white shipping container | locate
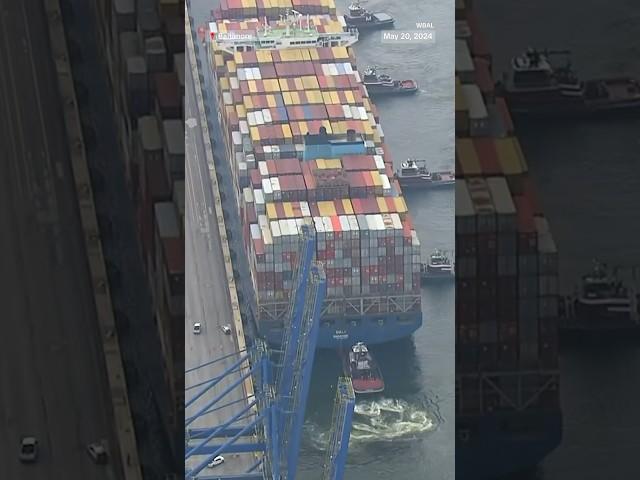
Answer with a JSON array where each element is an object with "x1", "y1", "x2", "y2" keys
[
  {"x1": 258, "y1": 161, "x2": 269, "y2": 176},
  {"x1": 262, "y1": 178, "x2": 273, "y2": 195},
  {"x1": 250, "y1": 223, "x2": 261, "y2": 240},
  {"x1": 262, "y1": 109, "x2": 273, "y2": 123}
]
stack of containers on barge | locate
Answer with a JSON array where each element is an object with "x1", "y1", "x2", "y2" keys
[
  {"x1": 455, "y1": 0, "x2": 561, "y2": 478},
  {"x1": 206, "y1": 2, "x2": 423, "y2": 348},
  {"x1": 93, "y1": 0, "x2": 186, "y2": 442}
]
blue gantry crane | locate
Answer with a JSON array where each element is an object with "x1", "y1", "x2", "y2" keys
[{"x1": 185, "y1": 225, "x2": 355, "y2": 480}]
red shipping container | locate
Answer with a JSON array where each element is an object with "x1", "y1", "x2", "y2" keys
[{"x1": 473, "y1": 138, "x2": 502, "y2": 176}]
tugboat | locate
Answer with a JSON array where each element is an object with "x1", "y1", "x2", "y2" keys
[
  {"x1": 574, "y1": 261, "x2": 637, "y2": 319},
  {"x1": 344, "y1": 1, "x2": 394, "y2": 31},
  {"x1": 559, "y1": 261, "x2": 640, "y2": 339},
  {"x1": 496, "y1": 48, "x2": 640, "y2": 117},
  {"x1": 420, "y1": 250, "x2": 455, "y2": 282},
  {"x1": 343, "y1": 342, "x2": 385, "y2": 394},
  {"x1": 395, "y1": 159, "x2": 455, "y2": 190},
  {"x1": 361, "y1": 66, "x2": 418, "y2": 97}
]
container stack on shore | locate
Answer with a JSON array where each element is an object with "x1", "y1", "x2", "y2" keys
[
  {"x1": 455, "y1": 0, "x2": 561, "y2": 475},
  {"x1": 208, "y1": 5, "x2": 423, "y2": 346},
  {"x1": 93, "y1": 0, "x2": 185, "y2": 439}
]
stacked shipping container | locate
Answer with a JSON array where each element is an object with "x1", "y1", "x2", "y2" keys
[
  {"x1": 93, "y1": 0, "x2": 185, "y2": 439},
  {"x1": 455, "y1": 0, "x2": 561, "y2": 476},
  {"x1": 209, "y1": 11, "x2": 422, "y2": 345}
]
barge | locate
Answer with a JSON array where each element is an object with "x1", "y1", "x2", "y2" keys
[{"x1": 207, "y1": 6, "x2": 423, "y2": 348}]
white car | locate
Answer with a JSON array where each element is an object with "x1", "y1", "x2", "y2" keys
[
  {"x1": 19, "y1": 436, "x2": 38, "y2": 463},
  {"x1": 193, "y1": 322, "x2": 202, "y2": 334},
  {"x1": 87, "y1": 442, "x2": 108, "y2": 464},
  {"x1": 221, "y1": 324, "x2": 232, "y2": 335},
  {"x1": 207, "y1": 455, "x2": 225, "y2": 468}
]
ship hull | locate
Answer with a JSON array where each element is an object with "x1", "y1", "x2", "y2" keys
[
  {"x1": 366, "y1": 84, "x2": 418, "y2": 96},
  {"x1": 345, "y1": 19, "x2": 395, "y2": 30},
  {"x1": 397, "y1": 179, "x2": 455, "y2": 189},
  {"x1": 260, "y1": 311, "x2": 422, "y2": 348},
  {"x1": 456, "y1": 410, "x2": 562, "y2": 480}
]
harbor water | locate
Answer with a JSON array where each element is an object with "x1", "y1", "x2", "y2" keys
[{"x1": 478, "y1": 1, "x2": 640, "y2": 479}]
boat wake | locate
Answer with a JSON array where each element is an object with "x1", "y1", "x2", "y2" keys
[
  {"x1": 305, "y1": 397, "x2": 436, "y2": 450},
  {"x1": 351, "y1": 398, "x2": 435, "y2": 441}
]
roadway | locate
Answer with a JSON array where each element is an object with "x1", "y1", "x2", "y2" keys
[
  {"x1": 185, "y1": 42, "x2": 259, "y2": 476},
  {"x1": 0, "y1": 1, "x2": 120, "y2": 479}
]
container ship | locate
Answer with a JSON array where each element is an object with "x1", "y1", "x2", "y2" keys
[
  {"x1": 455, "y1": 0, "x2": 562, "y2": 478},
  {"x1": 206, "y1": 1, "x2": 423, "y2": 348}
]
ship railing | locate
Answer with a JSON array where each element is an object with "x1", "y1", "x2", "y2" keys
[
  {"x1": 456, "y1": 369, "x2": 560, "y2": 415},
  {"x1": 258, "y1": 293, "x2": 422, "y2": 322}
]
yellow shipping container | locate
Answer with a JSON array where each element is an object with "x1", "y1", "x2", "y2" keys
[
  {"x1": 279, "y1": 78, "x2": 290, "y2": 92},
  {"x1": 256, "y1": 50, "x2": 271, "y2": 64},
  {"x1": 283, "y1": 202, "x2": 294, "y2": 218},
  {"x1": 290, "y1": 91, "x2": 301, "y2": 105},
  {"x1": 326, "y1": 159, "x2": 341, "y2": 169},
  {"x1": 394, "y1": 197, "x2": 408, "y2": 214},
  {"x1": 264, "y1": 79, "x2": 280, "y2": 92},
  {"x1": 331, "y1": 46, "x2": 349, "y2": 59},
  {"x1": 247, "y1": 80, "x2": 258, "y2": 94},
  {"x1": 370, "y1": 171, "x2": 383, "y2": 187},
  {"x1": 250, "y1": 126, "x2": 260, "y2": 142},
  {"x1": 329, "y1": 91, "x2": 340, "y2": 104},
  {"x1": 309, "y1": 49, "x2": 320, "y2": 61},
  {"x1": 340, "y1": 199, "x2": 354, "y2": 214},
  {"x1": 243, "y1": 96, "x2": 254, "y2": 110},
  {"x1": 494, "y1": 138, "x2": 519, "y2": 176},
  {"x1": 236, "y1": 104, "x2": 247, "y2": 118},
  {"x1": 456, "y1": 138, "x2": 482, "y2": 176},
  {"x1": 362, "y1": 121, "x2": 374, "y2": 136},
  {"x1": 293, "y1": 78, "x2": 304, "y2": 91},
  {"x1": 214, "y1": 54, "x2": 225, "y2": 68},
  {"x1": 226, "y1": 60, "x2": 237, "y2": 73},
  {"x1": 344, "y1": 90, "x2": 355, "y2": 104},
  {"x1": 233, "y1": 52, "x2": 243, "y2": 65},
  {"x1": 266, "y1": 95, "x2": 277, "y2": 108},
  {"x1": 302, "y1": 76, "x2": 319, "y2": 90},
  {"x1": 376, "y1": 197, "x2": 389, "y2": 213},
  {"x1": 219, "y1": 77, "x2": 230, "y2": 91},
  {"x1": 266, "y1": 203, "x2": 278, "y2": 219},
  {"x1": 281, "y1": 124, "x2": 293, "y2": 139},
  {"x1": 306, "y1": 90, "x2": 323, "y2": 103},
  {"x1": 318, "y1": 201, "x2": 336, "y2": 217}
]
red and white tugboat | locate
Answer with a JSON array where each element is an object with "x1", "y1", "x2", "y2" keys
[
  {"x1": 343, "y1": 342, "x2": 385, "y2": 394},
  {"x1": 395, "y1": 159, "x2": 455, "y2": 190}
]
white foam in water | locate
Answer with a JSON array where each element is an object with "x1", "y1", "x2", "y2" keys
[{"x1": 305, "y1": 397, "x2": 436, "y2": 450}]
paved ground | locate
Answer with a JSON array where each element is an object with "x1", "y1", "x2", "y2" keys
[
  {"x1": 0, "y1": 1, "x2": 120, "y2": 479},
  {"x1": 185, "y1": 44, "x2": 259, "y2": 476}
]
